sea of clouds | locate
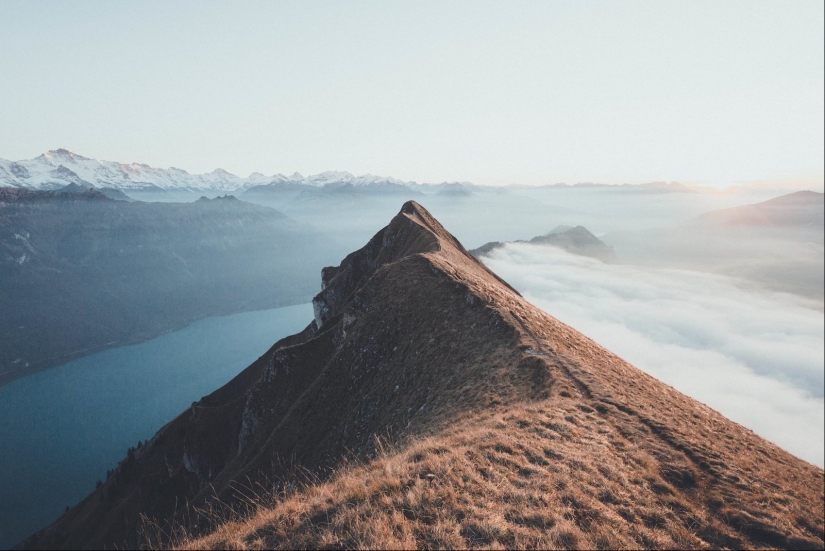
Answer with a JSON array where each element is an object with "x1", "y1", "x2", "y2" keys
[{"x1": 483, "y1": 242, "x2": 824, "y2": 467}]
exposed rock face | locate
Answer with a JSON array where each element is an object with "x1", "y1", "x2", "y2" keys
[{"x1": 20, "y1": 201, "x2": 824, "y2": 550}]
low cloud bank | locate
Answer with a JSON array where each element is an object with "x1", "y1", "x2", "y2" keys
[{"x1": 483, "y1": 243, "x2": 824, "y2": 467}]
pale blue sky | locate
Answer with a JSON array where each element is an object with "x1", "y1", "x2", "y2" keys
[{"x1": 1, "y1": 1, "x2": 822, "y2": 186}]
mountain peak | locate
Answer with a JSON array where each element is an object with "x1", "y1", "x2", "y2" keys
[
  {"x1": 41, "y1": 148, "x2": 88, "y2": 161},
  {"x1": 313, "y1": 201, "x2": 518, "y2": 328},
  {"x1": 209, "y1": 168, "x2": 235, "y2": 176}
]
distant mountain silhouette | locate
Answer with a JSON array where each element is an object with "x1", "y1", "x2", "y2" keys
[
  {"x1": 604, "y1": 190, "x2": 824, "y2": 302},
  {"x1": 435, "y1": 182, "x2": 473, "y2": 196},
  {"x1": 57, "y1": 182, "x2": 134, "y2": 201},
  {"x1": 471, "y1": 225, "x2": 617, "y2": 263},
  {"x1": 693, "y1": 190, "x2": 824, "y2": 230},
  {"x1": 20, "y1": 202, "x2": 823, "y2": 550},
  {"x1": 0, "y1": 189, "x2": 338, "y2": 386}
]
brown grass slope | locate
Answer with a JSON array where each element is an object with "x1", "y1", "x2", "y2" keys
[{"x1": 21, "y1": 201, "x2": 824, "y2": 550}]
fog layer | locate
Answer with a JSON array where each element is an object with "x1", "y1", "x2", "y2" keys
[{"x1": 483, "y1": 243, "x2": 824, "y2": 467}]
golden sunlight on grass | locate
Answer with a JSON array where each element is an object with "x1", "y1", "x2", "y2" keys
[{"x1": 156, "y1": 400, "x2": 821, "y2": 550}]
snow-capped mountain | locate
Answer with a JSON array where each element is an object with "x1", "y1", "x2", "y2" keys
[
  {"x1": 262, "y1": 170, "x2": 417, "y2": 189},
  {"x1": 0, "y1": 149, "x2": 246, "y2": 192},
  {"x1": 0, "y1": 150, "x2": 417, "y2": 193}
]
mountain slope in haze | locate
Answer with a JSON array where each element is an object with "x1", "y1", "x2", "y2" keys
[
  {"x1": 0, "y1": 189, "x2": 338, "y2": 386},
  {"x1": 693, "y1": 190, "x2": 824, "y2": 230},
  {"x1": 244, "y1": 174, "x2": 418, "y2": 199},
  {"x1": 20, "y1": 202, "x2": 823, "y2": 550},
  {"x1": 56, "y1": 182, "x2": 134, "y2": 201},
  {"x1": 243, "y1": 183, "x2": 578, "y2": 263},
  {"x1": 530, "y1": 181, "x2": 699, "y2": 194},
  {"x1": 604, "y1": 190, "x2": 825, "y2": 302},
  {"x1": 471, "y1": 225, "x2": 617, "y2": 263}
]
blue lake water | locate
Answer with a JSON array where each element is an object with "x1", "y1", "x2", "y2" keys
[{"x1": 0, "y1": 303, "x2": 312, "y2": 549}]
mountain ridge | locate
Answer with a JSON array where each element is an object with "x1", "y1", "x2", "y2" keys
[
  {"x1": 18, "y1": 201, "x2": 824, "y2": 550},
  {"x1": 0, "y1": 150, "x2": 419, "y2": 193},
  {"x1": 2, "y1": 150, "x2": 749, "y2": 196}
]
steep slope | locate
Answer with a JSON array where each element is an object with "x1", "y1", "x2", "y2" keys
[
  {"x1": 20, "y1": 202, "x2": 824, "y2": 550},
  {"x1": 0, "y1": 191, "x2": 338, "y2": 385}
]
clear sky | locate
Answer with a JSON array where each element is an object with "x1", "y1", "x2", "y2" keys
[{"x1": 1, "y1": 1, "x2": 822, "y2": 186}]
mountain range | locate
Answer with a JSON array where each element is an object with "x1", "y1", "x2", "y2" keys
[
  {"x1": 20, "y1": 202, "x2": 823, "y2": 550},
  {"x1": 0, "y1": 149, "x2": 429, "y2": 194},
  {"x1": 1, "y1": 149, "x2": 709, "y2": 197}
]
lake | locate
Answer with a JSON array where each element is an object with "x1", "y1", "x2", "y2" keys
[{"x1": 0, "y1": 303, "x2": 313, "y2": 549}]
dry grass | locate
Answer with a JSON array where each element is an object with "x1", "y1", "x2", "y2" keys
[{"x1": 161, "y1": 400, "x2": 822, "y2": 550}]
